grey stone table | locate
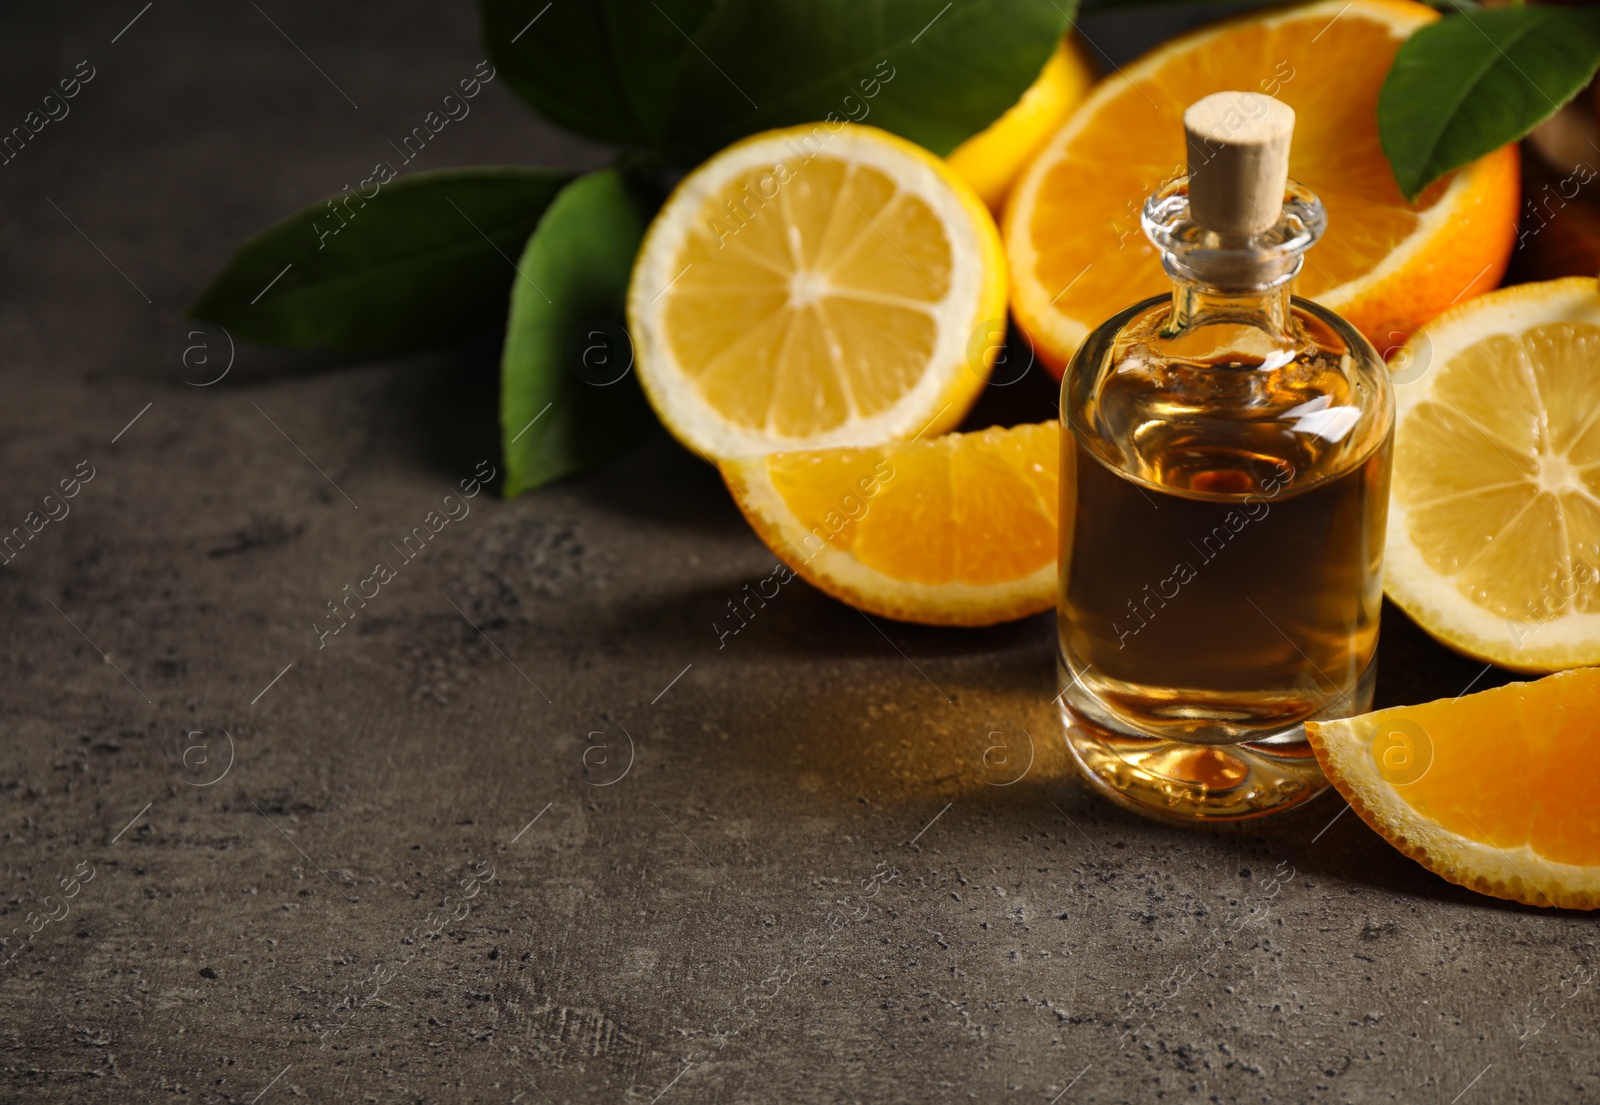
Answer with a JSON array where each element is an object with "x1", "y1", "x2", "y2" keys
[{"x1": 2, "y1": 3, "x2": 1592, "y2": 1103}]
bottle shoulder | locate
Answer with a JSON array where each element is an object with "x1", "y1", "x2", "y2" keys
[{"x1": 1062, "y1": 293, "x2": 1393, "y2": 499}]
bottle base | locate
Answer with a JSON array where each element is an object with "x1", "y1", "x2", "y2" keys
[{"x1": 1057, "y1": 658, "x2": 1369, "y2": 823}]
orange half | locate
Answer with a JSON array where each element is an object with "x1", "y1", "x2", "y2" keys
[{"x1": 1004, "y1": 0, "x2": 1519, "y2": 373}]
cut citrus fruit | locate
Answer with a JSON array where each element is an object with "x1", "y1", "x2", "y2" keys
[
  {"x1": 1384, "y1": 277, "x2": 1600, "y2": 672},
  {"x1": 1004, "y1": 0, "x2": 1519, "y2": 373},
  {"x1": 1308, "y1": 667, "x2": 1600, "y2": 910},
  {"x1": 947, "y1": 34, "x2": 1097, "y2": 216},
  {"x1": 628, "y1": 123, "x2": 1006, "y2": 461},
  {"x1": 720, "y1": 422, "x2": 1059, "y2": 626}
]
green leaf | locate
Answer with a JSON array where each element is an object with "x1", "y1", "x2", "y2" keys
[
  {"x1": 658, "y1": 0, "x2": 1075, "y2": 165},
  {"x1": 1077, "y1": 0, "x2": 1263, "y2": 6},
  {"x1": 1380, "y1": 5, "x2": 1600, "y2": 201},
  {"x1": 191, "y1": 167, "x2": 572, "y2": 355},
  {"x1": 500, "y1": 168, "x2": 657, "y2": 497},
  {"x1": 480, "y1": 0, "x2": 724, "y2": 147}
]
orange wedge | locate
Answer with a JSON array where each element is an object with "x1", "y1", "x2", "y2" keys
[
  {"x1": 720, "y1": 422, "x2": 1059, "y2": 626},
  {"x1": 1308, "y1": 667, "x2": 1600, "y2": 910},
  {"x1": 1004, "y1": 0, "x2": 1519, "y2": 373}
]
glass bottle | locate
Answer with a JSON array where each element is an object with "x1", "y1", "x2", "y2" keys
[{"x1": 1057, "y1": 92, "x2": 1394, "y2": 822}]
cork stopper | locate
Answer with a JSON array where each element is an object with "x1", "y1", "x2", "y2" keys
[{"x1": 1184, "y1": 92, "x2": 1294, "y2": 238}]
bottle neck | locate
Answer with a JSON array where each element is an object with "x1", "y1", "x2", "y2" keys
[
  {"x1": 1141, "y1": 174, "x2": 1324, "y2": 346},
  {"x1": 1167, "y1": 275, "x2": 1294, "y2": 340}
]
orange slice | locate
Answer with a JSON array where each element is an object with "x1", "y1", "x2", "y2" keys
[
  {"x1": 1004, "y1": 0, "x2": 1519, "y2": 373},
  {"x1": 628, "y1": 124, "x2": 1006, "y2": 461},
  {"x1": 1308, "y1": 667, "x2": 1600, "y2": 910},
  {"x1": 720, "y1": 422, "x2": 1059, "y2": 626},
  {"x1": 947, "y1": 33, "x2": 1097, "y2": 216},
  {"x1": 1384, "y1": 278, "x2": 1600, "y2": 672}
]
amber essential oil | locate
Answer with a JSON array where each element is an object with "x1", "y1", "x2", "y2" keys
[{"x1": 1057, "y1": 92, "x2": 1394, "y2": 821}]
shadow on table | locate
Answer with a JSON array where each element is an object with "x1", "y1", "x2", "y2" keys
[
  {"x1": 187, "y1": 333, "x2": 511, "y2": 482},
  {"x1": 578, "y1": 432, "x2": 748, "y2": 534},
  {"x1": 601, "y1": 560, "x2": 1056, "y2": 665},
  {"x1": 640, "y1": 590, "x2": 1551, "y2": 915}
]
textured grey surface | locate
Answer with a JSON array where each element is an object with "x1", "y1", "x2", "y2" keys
[{"x1": 1, "y1": 3, "x2": 1595, "y2": 1104}]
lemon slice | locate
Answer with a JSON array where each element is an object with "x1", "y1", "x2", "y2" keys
[
  {"x1": 1385, "y1": 276, "x2": 1600, "y2": 671},
  {"x1": 720, "y1": 422, "x2": 1059, "y2": 626},
  {"x1": 628, "y1": 123, "x2": 1006, "y2": 461}
]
